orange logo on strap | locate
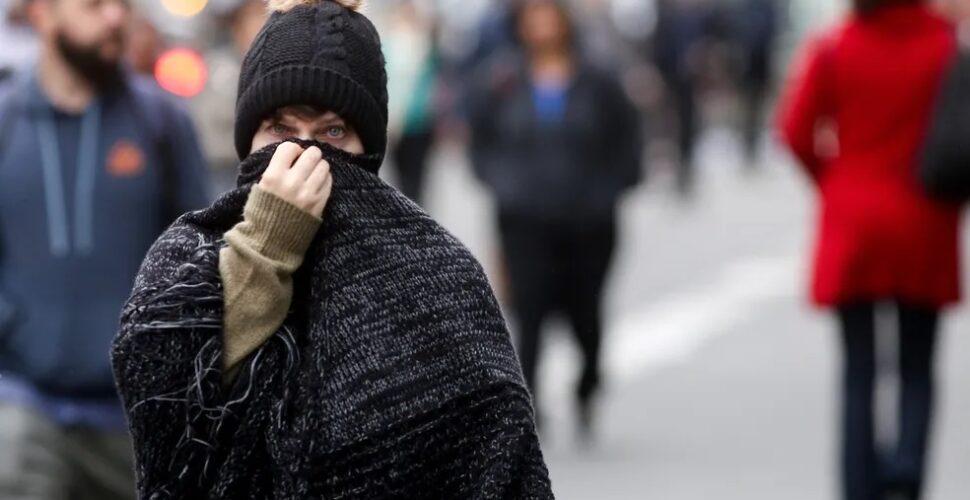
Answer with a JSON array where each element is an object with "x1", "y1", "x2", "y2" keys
[{"x1": 107, "y1": 141, "x2": 145, "y2": 177}]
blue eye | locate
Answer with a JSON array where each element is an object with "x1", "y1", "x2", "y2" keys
[
  {"x1": 325, "y1": 126, "x2": 346, "y2": 139},
  {"x1": 270, "y1": 124, "x2": 289, "y2": 136}
]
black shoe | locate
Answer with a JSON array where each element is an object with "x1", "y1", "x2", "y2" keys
[
  {"x1": 880, "y1": 458, "x2": 921, "y2": 500},
  {"x1": 576, "y1": 397, "x2": 595, "y2": 448}
]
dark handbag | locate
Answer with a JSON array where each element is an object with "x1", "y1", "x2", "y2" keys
[{"x1": 920, "y1": 49, "x2": 970, "y2": 202}]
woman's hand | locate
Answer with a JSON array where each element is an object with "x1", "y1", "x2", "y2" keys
[{"x1": 258, "y1": 142, "x2": 334, "y2": 218}]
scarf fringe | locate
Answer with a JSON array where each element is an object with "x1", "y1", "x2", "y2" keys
[{"x1": 123, "y1": 239, "x2": 299, "y2": 496}]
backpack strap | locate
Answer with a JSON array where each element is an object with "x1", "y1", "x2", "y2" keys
[
  {"x1": 0, "y1": 77, "x2": 28, "y2": 165},
  {"x1": 0, "y1": 78, "x2": 27, "y2": 339}
]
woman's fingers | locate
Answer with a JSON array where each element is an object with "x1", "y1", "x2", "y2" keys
[
  {"x1": 264, "y1": 142, "x2": 304, "y2": 181},
  {"x1": 290, "y1": 146, "x2": 323, "y2": 182},
  {"x1": 259, "y1": 142, "x2": 334, "y2": 217},
  {"x1": 305, "y1": 159, "x2": 332, "y2": 194}
]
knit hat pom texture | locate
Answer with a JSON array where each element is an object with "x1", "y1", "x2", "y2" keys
[{"x1": 267, "y1": 0, "x2": 364, "y2": 13}]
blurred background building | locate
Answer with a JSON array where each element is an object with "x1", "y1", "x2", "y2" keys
[{"x1": 2, "y1": 0, "x2": 970, "y2": 499}]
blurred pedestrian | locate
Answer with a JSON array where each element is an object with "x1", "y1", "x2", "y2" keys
[
  {"x1": 777, "y1": 1, "x2": 959, "y2": 499},
  {"x1": 732, "y1": 0, "x2": 778, "y2": 166},
  {"x1": 463, "y1": 0, "x2": 519, "y2": 74},
  {"x1": 653, "y1": 0, "x2": 715, "y2": 196},
  {"x1": 193, "y1": 0, "x2": 268, "y2": 195},
  {"x1": 384, "y1": 0, "x2": 440, "y2": 205},
  {"x1": 468, "y1": 0, "x2": 642, "y2": 439},
  {"x1": 0, "y1": 0, "x2": 210, "y2": 496}
]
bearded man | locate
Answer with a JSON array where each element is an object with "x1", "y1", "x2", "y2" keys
[{"x1": 0, "y1": 0, "x2": 209, "y2": 497}]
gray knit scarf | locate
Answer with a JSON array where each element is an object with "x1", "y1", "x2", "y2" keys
[{"x1": 112, "y1": 141, "x2": 553, "y2": 499}]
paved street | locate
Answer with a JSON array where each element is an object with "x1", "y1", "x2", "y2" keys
[{"x1": 417, "y1": 128, "x2": 970, "y2": 500}]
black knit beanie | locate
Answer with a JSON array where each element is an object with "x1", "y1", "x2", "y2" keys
[{"x1": 234, "y1": 0, "x2": 388, "y2": 161}]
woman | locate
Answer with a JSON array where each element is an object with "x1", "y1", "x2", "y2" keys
[
  {"x1": 468, "y1": 0, "x2": 642, "y2": 438},
  {"x1": 111, "y1": 0, "x2": 552, "y2": 497},
  {"x1": 777, "y1": 1, "x2": 960, "y2": 499}
]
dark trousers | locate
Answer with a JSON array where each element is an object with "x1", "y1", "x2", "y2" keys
[
  {"x1": 837, "y1": 302, "x2": 939, "y2": 500},
  {"x1": 741, "y1": 78, "x2": 768, "y2": 164},
  {"x1": 498, "y1": 212, "x2": 616, "y2": 408},
  {"x1": 391, "y1": 130, "x2": 434, "y2": 206},
  {"x1": 664, "y1": 77, "x2": 699, "y2": 195}
]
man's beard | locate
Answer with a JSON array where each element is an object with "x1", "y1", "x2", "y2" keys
[{"x1": 56, "y1": 31, "x2": 125, "y2": 91}]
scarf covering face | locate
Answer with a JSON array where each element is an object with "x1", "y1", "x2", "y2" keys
[{"x1": 112, "y1": 141, "x2": 553, "y2": 499}]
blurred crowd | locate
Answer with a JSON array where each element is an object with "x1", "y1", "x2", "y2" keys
[
  {"x1": 3, "y1": 0, "x2": 970, "y2": 499},
  {"x1": 2, "y1": 0, "x2": 791, "y2": 198}
]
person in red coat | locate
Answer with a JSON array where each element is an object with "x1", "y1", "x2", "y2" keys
[{"x1": 777, "y1": 1, "x2": 961, "y2": 499}]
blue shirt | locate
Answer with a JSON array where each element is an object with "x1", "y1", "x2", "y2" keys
[
  {"x1": 532, "y1": 81, "x2": 568, "y2": 125},
  {"x1": 0, "y1": 71, "x2": 211, "y2": 429}
]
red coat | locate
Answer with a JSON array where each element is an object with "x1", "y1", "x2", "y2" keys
[{"x1": 778, "y1": 5, "x2": 962, "y2": 308}]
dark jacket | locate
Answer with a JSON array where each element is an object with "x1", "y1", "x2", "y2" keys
[
  {"x1": 0, "y1": 72, "x2": 210, "y2": 399},
  {"x1": 468, "y1": 52, "x2": 642, "y2": 223},
  {"x1": 112, "y1": 141, "x2": 552, "y2": 499}
]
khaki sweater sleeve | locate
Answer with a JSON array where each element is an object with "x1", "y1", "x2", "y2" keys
[{"x1": 219, "y1": 185, "x2": 321, "y2": 379}]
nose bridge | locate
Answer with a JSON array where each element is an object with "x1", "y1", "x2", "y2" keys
[{"x1": 296, "y1": 126, "x2": 315, "y2": 142}]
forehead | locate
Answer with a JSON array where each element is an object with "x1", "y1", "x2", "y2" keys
[{"x1": 275, "y1": 106, "x2": 341, "y2": 122}]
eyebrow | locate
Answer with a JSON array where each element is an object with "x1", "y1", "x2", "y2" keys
[{"x1": 271, "y1": 111, "x2": 345, "y2": 124}]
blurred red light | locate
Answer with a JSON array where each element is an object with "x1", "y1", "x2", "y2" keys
[{"x1": 154, "y1": 48, "x2": 208, "y2": 98}]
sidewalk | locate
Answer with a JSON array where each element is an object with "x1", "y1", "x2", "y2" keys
[{"x1": 420, "y1": 131, "x2": 970, "y2": 500}]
